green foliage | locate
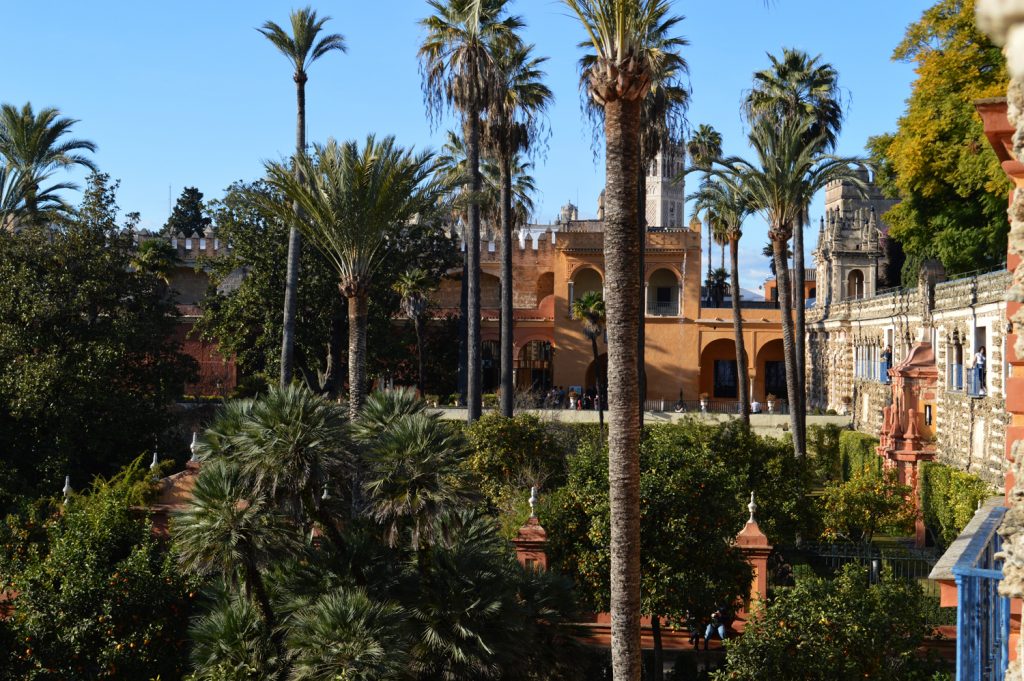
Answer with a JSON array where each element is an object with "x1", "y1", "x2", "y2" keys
[
  {"x1": 163, "y1": 186, "x2": 211, "y2": 237},
  {"x1": 838, "y1": 430, "x2": 881, "y2": 481},
  {"x1": 0, "y1": 459, "x2": 193, "y2": 680},
  {"x1": 820, "y1": 467, "x2": 917, "y2": 545},
  {"x1": 807, "y1": 423, "x2": 844, "y2": 482},
  {"x1": 713, "y1": 564, "x2": 945, "y2": 681},
  {"x1": 920, "y1": 461, "x2": 994, "y2": 547},
  {"x1": 0, "y1": 173, "x2": 196, "y2": 510},
  {"x1": 868, "y1": 0, "x2": 1010, "y2": 282}
]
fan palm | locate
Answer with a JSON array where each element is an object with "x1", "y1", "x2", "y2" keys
[
  {"x1": 189, "y1": 593, "x2": 280, "y2": 681},
  {"x1": 564, "y1": 3, "x2": 685, "y2": 677},
  {"x1": 571, "y1": 290, "x2": 607, "y2": 441},
  {"x1": 485, "y1": 40, "x2": 552, "y2": 418},
  {"x1": 691, "y1": 178, "x2": 752, "y2": 423},
  {"x1": 361, "y1": 411, "x2": 478, "y2": 549},
  {"x1": 0, "y1": 103, "x2": 96, "y2": 222},
  {"x1": 711, "y1": 115, "x2": 867, "y2": 457},
  {"x1": 258, "y1": 7, "x2": 347, "y2": 388},
  {"x1": 744, "y1": 48, "x2": 845, "y2": 443},
  {"x1": 173, "y1": 461, "x2": 300, "y2": 629},
  {"x1": 420, "y1": 0, "x2": 522, "y2": 423},
  {"x1": 286, "y1": 588, "x2": 409, "y2": 681},
  {"x1": 263, "y1": 136, "x2": 439, "y2": 419},
  {"x1": 394, "y1": 268, "x2": 435, "y2": 397},
  {"x1": 353, "y1": 387, "x2": 430, "y2": 442}
]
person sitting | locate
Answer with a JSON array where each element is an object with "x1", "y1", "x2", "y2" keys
[
  {"x1": 684, "y1": 610, "x2": 702, "y2": 648},
  {"x1": 750, "y1": 399, "x2": 762, "y2": 414},
  {"x1": 704, "y1": 606, "x2": 731, "y2": 649}
]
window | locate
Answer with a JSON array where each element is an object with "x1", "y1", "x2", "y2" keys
[{"x1": 713, "y1": 360, "x2": 738, "y2": 398}]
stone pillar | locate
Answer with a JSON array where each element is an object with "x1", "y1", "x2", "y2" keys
[
  {"x1": 976, "y1": 4, "x2": 1024, "y2": 676},
  {"x1": 734, "y1": 493, "x2": 772, "y2": 628},
  {"x1": 513, "y1": 487, "x2": 549, "y2": 570}
]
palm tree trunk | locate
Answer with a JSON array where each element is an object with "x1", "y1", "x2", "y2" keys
[
  {"x1": 603, "y1": 95, "x2": 643, "y2": 681},
  {"x1": 321, "y1": 306, "x2": 345, "y2": 397},
  {"x1": 465, "y1": 114, "x2": 482, "y2": 423},
  {"x1": 458, "y1": 254, "x2": 468, "y2": 404},
  {"x1": 793, "y1": 215, "x2": 807, "y2": 454},
  {"x1": 592, "y1": 335, "x2": 605, "y2": 445},
  {"x1": 771, "y1": 234, "x2": 804, "y2": 457},
  {"x1": 280, "y1": 74, "x2": 306, "y2": 387},
  {"x1": 730, "y1": 237, "x2": 750, "y2": 425},
  {"x1": 637, "y1": 162, "x2": 647, "y2": 428},
  {"x1": 347, "y1": 291, "x2": 368, "y2": 420},
  {"x1": 499, "y1": 149, "x2": 514, "y2": 418},
  {"x1": 243, "y1": 557, "x2": 277, "y2": 629},
  {"x1": 414, "y1": 315, "x2": 426, "y2": 398}
]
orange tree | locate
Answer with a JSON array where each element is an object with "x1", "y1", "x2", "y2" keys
[{"x1": 819, "y1": 466, "x2": 917, "y2": 549}]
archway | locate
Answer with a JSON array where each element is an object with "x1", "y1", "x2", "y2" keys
[
  {"x1": 699, "y1": 339, "x2": 739, "y2": 399},
  {"x1": 846, "y1": 269, "x2": 864, "y2": 300},
  {"x1": 583, "y1": 353, "x2": 608, "y2": 405},
  {"x1": 647, "y1": 267, "x2": 680, "y2": 316},
  {"x1": 755, "y1": 339, "x2": 787, "y2": 402},
  {"x1": 572, "y1": 266, "x2": 603, "y2": 305},
  {"x1": 516, "y1": 340, "x2": 553, "y2": 393},
  {"x1": 535, "y1": 272, "x2": 554, "y2": 307}
]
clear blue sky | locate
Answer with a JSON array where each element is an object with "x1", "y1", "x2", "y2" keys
[{"x1": 5, "y1": 0, "x2": 931, "y2": 286}]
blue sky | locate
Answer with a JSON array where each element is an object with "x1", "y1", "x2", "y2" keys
[{"x1": 5, "y1": 1, "x2": 931, "y2": 286}]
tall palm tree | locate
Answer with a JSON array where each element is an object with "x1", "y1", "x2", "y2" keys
[
  {"x1": 712, "y1": 115, "x2": 867, "y2": 457},
  {"x1": 0, "y1": 166, "x2": 67, "y2": 227},
  {"x1": 692, "y1": 178, "x2": 752, "y2": 424},
  {"x1": 420, "y1": 0, "x2": 522, "y2": 424},
  {"x1": 394, "y1": 268, "x2": 434, "y2": 398},
  {"x1": 685, "y1": 123, "x2": 722, "y2": 295},
  {"x1": 263, "y1": 136, "x2": 439, "y2": 419},
  {"x1": 259, "y1": 7, "x2": 347, "y2": 389},
  {"x1": 745, "y1": 48, "x2": 845, "y2": 446},
  {"x1": 571, "y1": 290, "x2": 606, "y2": 441},
  {"x1": 563, "y1": 4, "x2": 684, "y2": 678},
  {"x1": 0, "y1": 103, "x2": 96, "y2": 221},
  {"x1": 486, "y1": 41, "x2": 552, "y2": 418}
]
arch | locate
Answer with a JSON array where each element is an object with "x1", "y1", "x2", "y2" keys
[
  {"x1": 700, "y1": 338, "x2": 739, "y2": 399},
  {"x1": 647, "y1": 267, "x2": 680, "y2": 316},
  {"x1": 584, "y1": 353, "x2": 609, "y2": 404},
  {"x1": 535, "y1": 272, "x2": 554, "y2": 307},
  {"x1": 516, "y1": 340, "x2": 553, "y2": 393},
  {"x1": 846, "y1": 269, "x2": 864, "y2": 300},
  {"x1": 754, "y1": 339, "x2": 786, "y2": 402},
  {"x1": 571, "y1": 266, "x2": 603, "y2": 306},
  {"x1": 568, "y1": 263, "x2": 604, "y2": 285}
]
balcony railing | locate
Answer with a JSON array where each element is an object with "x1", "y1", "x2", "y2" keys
[
  {"x1": 855, "y1": 359, "x2": 890, "y2": 383},
  {"x1": 646, "y1": 300, "x2": 679, "y2": 317},
  {"x1": 949, "y1": 504, "x2": 1009, "y2": 681},
  {"x1": 968, "y1": 368, "x2": 986, "y2": 398},
  {"x1": 949, "y1": 364, "x2": 965, "y2": 392}
]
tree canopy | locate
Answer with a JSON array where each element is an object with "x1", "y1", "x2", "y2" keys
[
  {"x1": 869, "y1": 0, "x2": 1010, "y2": 282},
  {"x1": 162, "y1": 186, "x2": 211, "y2": 237}
]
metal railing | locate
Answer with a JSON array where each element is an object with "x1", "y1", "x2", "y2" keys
[
  {"x1": 775, "y1": 541, "x2": 942, "y2": 584},
  {"x1": 951, "y1": 504, "x2": 1009, "y2": 681},
  {"x1": 949, "y1": 364, "x2": 965, "y2": 392},
  {"x1": 646, "y1": 301, "x2": 679, "y2": 317},
  {"x1": 968, "y1": 368, "x2": 987, "y2": 398}
]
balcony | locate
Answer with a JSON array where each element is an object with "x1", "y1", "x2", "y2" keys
[
  {"x1": 929, "y1": 499, "x2": 1009, "y2": 681},
  {"x1": 967, "y1": 368, "x2": 987, "y2": 398},
  {"x1": 949, "y1": 364, "x2": 965, "y2": 392},
  {"x1": 646, "y1": 300, "x2": 679, "y2": 317}
]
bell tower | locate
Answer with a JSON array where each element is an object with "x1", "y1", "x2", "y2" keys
[{"x1": 645, "y1": 144, "x2": 685, "y2": 228}]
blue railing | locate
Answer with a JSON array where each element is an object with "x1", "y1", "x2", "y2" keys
[
  {"x1": 880, "y1": 360, "x2": 891, "y2": 384},
  {"x1": 855, "y1": 359, "x2": 891, "y2": 383},
  {"x1": 968, "y1": 368, "x2": 986, "y2": 398},
  {"x1": 952, "y1": 504, "x2": 1009, "y2": 681},
  {"x1": 949, "y1": 364, "x2": 965, "y2": 392}
]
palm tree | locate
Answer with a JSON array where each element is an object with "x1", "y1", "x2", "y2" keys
[
  {"x1": 353, "y1": 388, "x2": 429, "y2": 442},
  {"x1": 712, "y1": 115, "x2": 867, "y2": 457},
  {"x1": 0, "y1": 103, "x2": 96, "y2": 221},
  {"x1": 0, "y1": 166, "x2": 67, "y2": 227},
  {"x1": 286, "y1": 588, "x2": 409, "y2": 681},
  {"x1": 563, "y1": 3, "x2": 684, "y2": 677},
  {"x1": 258, "y1": 7, "x2": 347, "y2": 389},
  {"x1": 685, "y1": 123, "x2": 722, "y2": 296},
  {"x1": 189, "y1": 594, "x2": 281, "y2": 680},
  {"x1": 394, "y1": 268, "x2": 434, "y2": 397},
  {"x1": 692, "y1": 178, "x2": 752, "y2": 423},
  {"x1": 745, "y1": 48, "x2": 845, "y2": 446},
  {"x1": 419, "y1": 0, "x2": 522, "y2": 423},
  {"x1": 571, "y1": 290, "x2": 606, "y2": 440},
  {"x1": 262, "y1": 136, "x2": 439, "y2": 419},
  {"x1": 486, "y1": 40, "x2": 552, "y2": 418}
]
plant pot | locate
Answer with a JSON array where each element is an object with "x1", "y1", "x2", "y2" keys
[{"x1": 766, "y1": 401, "x2": 775, "y2": 414}]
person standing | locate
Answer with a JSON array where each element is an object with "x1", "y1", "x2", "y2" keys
[{"x1": 975, "y1": 345, "x2": 987, "y2": 395}]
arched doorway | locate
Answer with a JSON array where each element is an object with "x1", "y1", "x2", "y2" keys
[
  {"x1": 481, "y1": 340, "x2": 500, "y2": 393},
  {"x1": 755, "y1": 339, "x2": 787, "y2": 402},
  {"x1": 584, "y1": 353, "x2": 608, "y2": 404},
  {"x1": 572, "y1": 267, "x2": 603, "y2": 305},
  {"x1": 516, "y1": 340, "x2": 553, "y2": 393},
  {"x1": 699, "y1": 339, "x2": 739, "y2": 399},
  {"x1": 647, "y1": 268, "x2": 680, "y2": 316},
  {"x1": 846, "y1": 269, "x2": 864, "y2": 300}
]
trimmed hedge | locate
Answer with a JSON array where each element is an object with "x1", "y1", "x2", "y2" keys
[
  {"x1": 839, "y1": 431, "x2": 882, "y2": 480},
  {"x1": 807, "y1": 423, "x2": 844, "y2": 482},
  {"x1": 919, "y1": 462, "x2": 994, "y2": 547}
]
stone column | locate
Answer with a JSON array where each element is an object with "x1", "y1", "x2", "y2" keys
[
  {"x1": 734, "y1": 493, "x2": 772, "y2": 630},
  {"x1": 976, "y1": 4, "x2": 1024, "y2": 677}
]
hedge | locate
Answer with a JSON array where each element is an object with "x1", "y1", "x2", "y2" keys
[
  {"x1": 839, "y1": 431, "x2": 882, "y2": 480},
  {"x1": 919, "y1": 462, "x2": 994, "y2": 547}
]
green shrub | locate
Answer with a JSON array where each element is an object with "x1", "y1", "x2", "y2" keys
[
  {"x1": 919, "y1": 462, "x2": 994, "y2": 547},
  {"x1": 808, "y1": 423, "x2": 844, "y2": 482},
  {"x1": 839, "y1": 431, "x2": 881, "y2": 480}
]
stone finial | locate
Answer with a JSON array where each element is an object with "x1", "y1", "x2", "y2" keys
[
  {"x1": 62, "y1": 475, "x2": 72, "y2": 502},
  {"x1": 189, "y1": 431, "x2": 200, "y2": 462},
  {"x1": 322, "y1": 483, "x2": 330, "y2": 501},
  {"x1": 150, "y1": 450, "x2": 160, "y2": 480},
  {"x1": 747, "y1": 491, "x2": 757, "y2": 523},
  {"x1": 529, "y1": 486, "x2": 538, "y2": 518}
]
